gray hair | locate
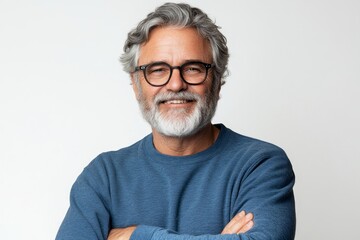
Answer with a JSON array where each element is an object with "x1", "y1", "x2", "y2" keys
[{"x1": 120, "y1": 2, "x2": 229, "y2": 86}]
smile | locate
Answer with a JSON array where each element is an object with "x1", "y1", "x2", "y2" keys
[{"x1": 162, "y1": 99, "x2": 195, "y2": 104}]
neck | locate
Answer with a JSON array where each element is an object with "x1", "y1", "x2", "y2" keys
[{"x1": 152, "y1": 123, "x2": 220, "y2": 156}]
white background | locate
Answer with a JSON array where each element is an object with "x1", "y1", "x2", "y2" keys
[{"x1": 1, "y1": 0, "x2": 359, "y2": 239}]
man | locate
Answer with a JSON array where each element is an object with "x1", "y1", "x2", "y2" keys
[{"x1": 56, "y1": 3, "x2": 296, "y2": 240}]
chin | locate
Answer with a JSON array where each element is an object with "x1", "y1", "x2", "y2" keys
[{"x1": 154, "y1": 116, "x2": 209, "y2": 138}]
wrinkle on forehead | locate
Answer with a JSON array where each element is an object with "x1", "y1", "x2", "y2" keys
[{"x1": 139, "y1": 26, "x2": 212, "y2": 66}]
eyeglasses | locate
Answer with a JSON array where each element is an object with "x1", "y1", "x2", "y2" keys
[{"x1": 134, "y1": 61, "x2": 212, "y2": 87}]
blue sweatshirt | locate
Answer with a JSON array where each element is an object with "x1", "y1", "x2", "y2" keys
[{"x1": 56, "y1": 124, "x2": 296, "y2": 240}]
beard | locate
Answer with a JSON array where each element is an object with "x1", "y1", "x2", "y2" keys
[{"x1": 136, "y1": 87, "x2": 219, "y2": 138}]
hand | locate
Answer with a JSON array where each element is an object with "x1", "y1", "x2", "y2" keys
[
  {"x1": 221, "y1": 211, "x2": 254, "y2": 235},
  {"x1": 107, "y1": 226, "x2": 136, "y2": 240}
]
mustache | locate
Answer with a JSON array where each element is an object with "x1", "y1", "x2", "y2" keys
[{"x1": 154, "y1": 91, "x2": 201, "y2": 104}]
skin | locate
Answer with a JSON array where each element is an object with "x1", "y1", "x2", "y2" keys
[
  {"x1": 108, "y1": 27, "x2": 254, "y2": 239},
  {"x1": 131, "y1": 26, "x2": 220, "y2": 156}
]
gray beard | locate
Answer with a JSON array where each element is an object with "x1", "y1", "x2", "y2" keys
[{"x1": 137, "y1": 90, "x2": 218, "y2": 138}]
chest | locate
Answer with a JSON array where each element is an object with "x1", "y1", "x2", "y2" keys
[{"x1": 109, "y1": 161, "x2": 240, "y2": 235}]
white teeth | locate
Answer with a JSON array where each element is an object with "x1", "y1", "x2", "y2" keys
[{"x1": 164, "y1": 99, "x2": 188, "y2": 104}]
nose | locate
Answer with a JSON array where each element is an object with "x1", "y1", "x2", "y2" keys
[{"x1": 166, "y1": 68, "x2": 188, "y2": 92}]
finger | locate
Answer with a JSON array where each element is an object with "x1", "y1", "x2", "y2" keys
[
  {"x1": 230, "y1": 213, "x2": 253, "y2": 234},
  {"x1": 222, "y1": 211, "x2": 253, "y2": 234},
  {"x1": 107, "y1": 226, "x2": 136, "y2": 240},
  {"x1": 221, "y1": 211, "x2": 245, "y2": 234},
  {"x1": 237, "y1": 219, "x2": 254, "y2": 234},
  {"x1": 227, "y1": 211, "x2": 245, "y2": 229}
]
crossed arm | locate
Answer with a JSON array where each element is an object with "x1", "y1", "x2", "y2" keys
[
  {"x1": 56, "y1": 146, "x2": 295, "y2": 240},
  {"x1": 108, "y1": 211, "x2": 254, "y2": 240}
]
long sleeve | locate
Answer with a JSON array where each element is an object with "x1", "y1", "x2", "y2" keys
[
  {"x1": 231, "y1": 146, "x2": 296, "y2": 239},
  {"x1": 56, "y1": 161, "x2": 112, "y2": 240},
  {"x1": 131, "y1": 225, "x2": 242, "y2": 240}
]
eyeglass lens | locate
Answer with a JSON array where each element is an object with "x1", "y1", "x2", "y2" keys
[{"x1": 144, "y1": 62, "x2": 208, "y2": 86}]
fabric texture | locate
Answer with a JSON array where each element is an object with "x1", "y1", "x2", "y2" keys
[{"x1": 56, "y1": 124, "x2": 296, "y2": 240}]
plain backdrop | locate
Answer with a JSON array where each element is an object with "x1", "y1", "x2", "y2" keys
[{"x1": 1, "y1": 0, "x2": 359, "y2": 239}]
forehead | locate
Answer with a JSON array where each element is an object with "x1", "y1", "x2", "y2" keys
[{"x1": 138, "y1": 26, "x2": 212, "y2": 65}]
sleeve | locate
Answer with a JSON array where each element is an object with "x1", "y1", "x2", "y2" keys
[
  {"x1": 56, "y1": 179, "x2": 243, "y2": 240},
  {"x1": 130, "y1": 225, "x2": 243, "y2": 240},
  {"x1": 232, "y1": 146, "x2": 296, "y2": 239},
  {"x1": 56, "y1": 159, "x2": 111, "y2": 240}
]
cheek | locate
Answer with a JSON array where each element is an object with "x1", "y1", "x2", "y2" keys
[
  {"x1": 195, "y1": 84, "x2": 212, "y2": 99},
  {"x1": 138, "y1": 85, "x2": 160, "y2": 107}
]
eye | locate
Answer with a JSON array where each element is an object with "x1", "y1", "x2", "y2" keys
[
  {"x1": 183, "y1": 63, "x2": 205, "y2": 75},
  {"x1": 146, "y1": 64, "x2": 170, "y2": 76}
]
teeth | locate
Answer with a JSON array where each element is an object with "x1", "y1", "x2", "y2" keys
[{"x1": 164, "y1": 99, "x2": 188, "y2": 104}]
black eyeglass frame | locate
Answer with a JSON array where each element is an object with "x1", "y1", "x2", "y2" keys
[{"x1": 133, "y1": 61, "x2": 212, "y2": 87}]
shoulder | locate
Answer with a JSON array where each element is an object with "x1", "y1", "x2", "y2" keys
[
  {"x1": 219, "y1": 125, "x2": 295, "y2": 187},
  {"x1": 218, "y1": 124, "x2": 293, "y2": 174},
  {"x1": 79, "y1": 134, "x2": 151, "y2": 180},
  {"x1": 219, "y1": 124, "x2": 287, "y2": 158}
]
